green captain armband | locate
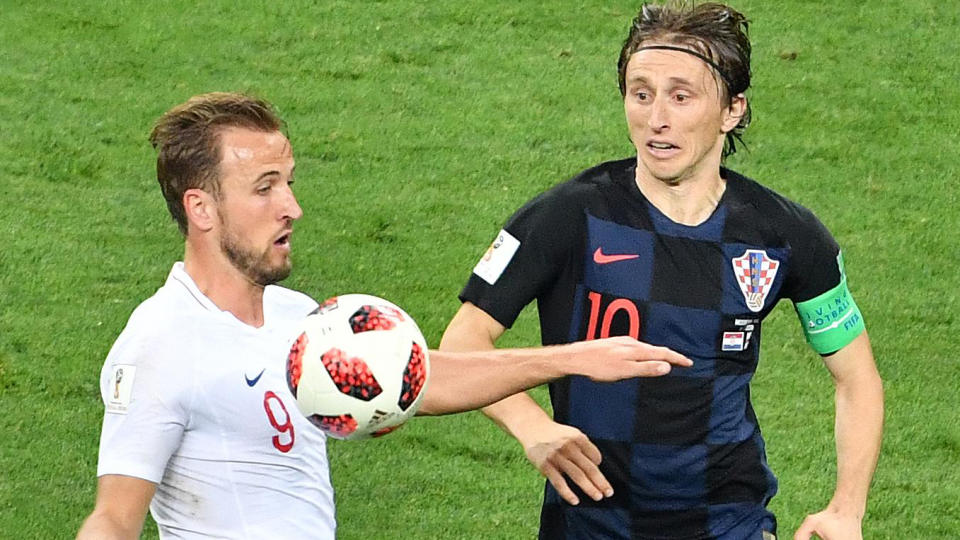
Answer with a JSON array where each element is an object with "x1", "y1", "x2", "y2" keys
[{"x1": 795, "y1": 276, "x2": 865, "y2": 354}]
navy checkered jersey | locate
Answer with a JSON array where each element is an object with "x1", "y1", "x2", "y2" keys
[{"x1": 459, "y1": 158, "x2": 848, "y2": 540}]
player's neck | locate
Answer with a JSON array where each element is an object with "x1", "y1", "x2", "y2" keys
[
  {"x1": 183, "y1": 244, "x2": 266, "y2": 328},
  {"x1": 634, "y1": 165, "x2": 725, "y2": 227}
]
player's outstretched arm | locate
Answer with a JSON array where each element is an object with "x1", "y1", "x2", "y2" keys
[
  {"x1": 77, "y1": 475, "x2": 156, "y2": 540},
  {"x1": 430, "y1": 302, "x2": 691, "y2": 505},
  {"x1": 794, "y1": 331, "x2": 883, "y2": 540},
  {"x1": 422, "y1": 304, "x2": 689, "y2": 415}
]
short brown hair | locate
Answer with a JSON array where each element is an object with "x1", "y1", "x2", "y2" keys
[
  {"x1": 618, "y1": 2, "x2": 752, "y2": 157},
  {"x1": 149, "y1": 92, "x2": 284, "y2": 234}
]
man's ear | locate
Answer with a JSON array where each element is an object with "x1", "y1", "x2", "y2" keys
[
  {"x1": 183, "y1": 188, "x2": 217, "y2": 233},
  {"x1": 721, "y1": 93, "x2": 747, "y2": 133}
]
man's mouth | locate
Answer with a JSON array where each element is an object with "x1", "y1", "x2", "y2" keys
[
  {"x1": 275, "y1": 231, "x2": 292, "y2": 248},
  {"x1": 648, "y1": 141, "x2": 678, "y2": 150}
]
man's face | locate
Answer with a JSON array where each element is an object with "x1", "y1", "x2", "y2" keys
[
  {"x1": 214, "y1": 127, "x2": 302, "y2": 286},
  {"x1": 622, "y1": 46, "x2": 742, "y2": 185}
]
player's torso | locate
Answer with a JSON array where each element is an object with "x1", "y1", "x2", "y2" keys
[
  {"x1": 538, "y1": 162, "x2": 789, "y2": 538},
  {"x1": 153, "y1": 305, "x2": 335, "y2": 538},
  {"x1": 539, "y1": 163, "x2": 791, "y2": 351}
]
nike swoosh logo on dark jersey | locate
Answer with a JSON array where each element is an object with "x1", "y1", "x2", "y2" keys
[
  {"x1": 593, "y1": 247, "x2": 640, "y2": 264},
  {"x1": 245, "y1": 369, "x2": 266, "y2": 387}
]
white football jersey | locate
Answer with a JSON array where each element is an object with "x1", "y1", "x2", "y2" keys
[{"x1": 97, "y1": 263, "x2": 335, "y2": 539}]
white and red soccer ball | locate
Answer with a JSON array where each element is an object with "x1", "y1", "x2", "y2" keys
[{"x1": 286, "y1": 294, "x2": 430, "y2": 440}]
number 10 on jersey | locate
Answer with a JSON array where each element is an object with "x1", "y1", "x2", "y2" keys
[{"x1": 584, "y1": 291, "x2": 641, "y2": 340}]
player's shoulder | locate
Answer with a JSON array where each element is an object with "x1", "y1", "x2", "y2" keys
[
  {"x1": 552, "y1": 157, "x2": 633, "y2": 196},
  {"x1": 128, "y1": 281, "x2": 182, "y2": 331},
  {"x1": 523, "y1": 157, "x2": 633, "y2": 213},
  {"x1": 104, "y1": 275, "x2": 205, "y2": 369},
  {"x1": 724, "y1": 167, "x2": 825, "y2": 232}
]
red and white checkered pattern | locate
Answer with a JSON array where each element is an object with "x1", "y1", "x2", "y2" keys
[{"x1": 731, "y1": 250, "x2": 780, "y2": 312}]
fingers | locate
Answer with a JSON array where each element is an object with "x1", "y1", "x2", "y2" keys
[
  {"x1": 541, "y1": 461, "x2": 579, "y2": 505},
  {"x1": 543, "y1": 450, "x2": 612, "y2": 505},
  {"x1": 629, "y1": 341, "x2": 692, "y2": 367},
  {"x1": 599, "y1": 337, "x2": 692, "y2": 367},
  {"x1": 572, "y1": 437, "x2": 613, "y2": 498},
  {"x1": 585, "y1": 358, "x2": 674, "y2": 382},
  {"x1": 645, "y1": 344, "x2": 693, "y2": 367},
  {"x1": 631, "y1": 360, "x2": 672, "y2": 377},
  {"x1": 575, "y1": 436, "x2": 602, "y2": 465},
  {"x1": 529, "y1": 431, "x2": 612, "y2": 506}
]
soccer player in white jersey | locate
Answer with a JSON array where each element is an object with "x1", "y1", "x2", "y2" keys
[{"x1": 76, "y1": 92, "x2": 691, "y2": 539}]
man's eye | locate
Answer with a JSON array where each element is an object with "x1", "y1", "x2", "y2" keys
[{"x1": 635, "y1": 91, "x2": 649, "y2": 101}]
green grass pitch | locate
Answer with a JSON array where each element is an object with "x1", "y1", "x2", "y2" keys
[{"x1": 1, "y1": 1, "x2": 958, "y2": 538}]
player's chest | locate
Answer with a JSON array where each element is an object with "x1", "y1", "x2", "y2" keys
[
  {"x1": 186, "y1": 331, "x2": 326, "y2": 457},
  {"x1": 579, "y1": 213, "x2": 791, "y2": 317}
]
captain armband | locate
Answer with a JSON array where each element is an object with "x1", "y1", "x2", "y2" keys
[{"x1": 794, "y1": 277, "x2": 865, "y2": 355}]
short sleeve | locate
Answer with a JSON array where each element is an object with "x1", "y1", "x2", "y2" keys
[
  {"x1": 782, "y1": 209, "x2": 843, "y2": 303},
  {"x1": 459, "y1": 188, "x2": 581, "y2": 328},
  {"x1": 96, "y1": 334, "x2": 189, "y2": 483},
  {"x1": 783, "y1": 208, "x2": 865, "y2": 354}
]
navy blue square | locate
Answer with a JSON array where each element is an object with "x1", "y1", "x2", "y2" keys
[
  {"x1": 568, "y1": 377, "x2": 638, "y2": 442},
  {"x1": 646, "y1": 200, "x2": 727, "y2": 243},
  {"x1": 644, "y1": 301, "x2": 722, "y2": 361},
  {"x1": 708, "y1": 375, "x2": 755, "y2": 445},
  {"x1": 583, "y1": 214, "x2": 655, "y2": 301},
  {"x1": 630, "y1": 443, "x2": 707, "y2": 511}
]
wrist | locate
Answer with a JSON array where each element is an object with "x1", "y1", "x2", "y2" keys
[
  {"x1": 550, "y1": 341, "x2": 593, "y2": 378},
  {"x1": 824, "y1": 498, "x2": 865, "y2": 521}
]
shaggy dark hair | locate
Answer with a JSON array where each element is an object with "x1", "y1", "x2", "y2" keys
[{"x1": 618, "y1": 2, "x2": 752, "y2": 157}]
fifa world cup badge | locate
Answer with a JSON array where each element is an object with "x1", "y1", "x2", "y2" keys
[
  {"x1": 106, "y1": 364, "x2": 136, "y2": 414},
  {"x1": 472, "y1": 229, "x2": 520, "y2": 285}
]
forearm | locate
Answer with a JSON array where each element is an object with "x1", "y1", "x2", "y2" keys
[
  {"x1": 77, "y1": 512, "x2": 143, "y2": 540},
  {"x1": 482, "y1": 392, "x2": 555, "y2": 442},
  {"x1": 428, "y1": 303, "x2": 687, "y2": 415},
  {"x1": 829, "y1": 365, "x2": 884, "y2": 516},
  {"x1": 419, "y1": 346, "x2": 581, "y2": 415},
  {"x1": 77, "y1": 475, "x2": 154, "y2": 540},
  {"x1": 431, "y1": 301, "x2": 686, "y2": 419},
  {"x1": 431, "y1": 302, "x2": 554, "y2": 427}
]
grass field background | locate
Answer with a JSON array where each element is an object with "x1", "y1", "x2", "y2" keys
[{"x1": 2, "y1": 1, "x2": 958, "y2": 538}]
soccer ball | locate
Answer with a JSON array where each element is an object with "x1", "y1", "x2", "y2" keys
[{"x1": 285, "y1": 294, "x2": 430, "y2": 440}]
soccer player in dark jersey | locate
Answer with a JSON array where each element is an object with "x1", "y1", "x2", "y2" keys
[{"x1": 439, "y1": 3, "x2": 883, "y2": 539}]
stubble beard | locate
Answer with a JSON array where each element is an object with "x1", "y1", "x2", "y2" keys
[{"x1": 220, "y1": 227, "x2": 291, "y2": 287}]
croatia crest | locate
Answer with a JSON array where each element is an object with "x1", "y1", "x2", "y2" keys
[{"x1": 732, "y1": 249, "x2": 780, "y2": 312}]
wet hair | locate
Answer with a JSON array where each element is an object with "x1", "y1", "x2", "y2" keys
[
  {"x1": 618, "y1": 2, "x2": 752, "y2": 157},
  {"x1": 149, "y1": 92, "x2": 284, "y2": 234}
]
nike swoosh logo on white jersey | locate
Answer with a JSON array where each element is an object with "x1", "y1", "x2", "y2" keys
[{"x1": 245, "y1": 369, "x2": 266, "y2": 387}]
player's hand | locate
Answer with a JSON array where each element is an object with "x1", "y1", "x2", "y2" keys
[
  {"x1": 562, "y1": 336, "x2": 692, "y2": 381},
  {"x1": 794, "y1": 509, "x2": 862, "y2": 540},
  {"x1": 522, "y1": 420, "x2": 611, "y2": 506}
]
